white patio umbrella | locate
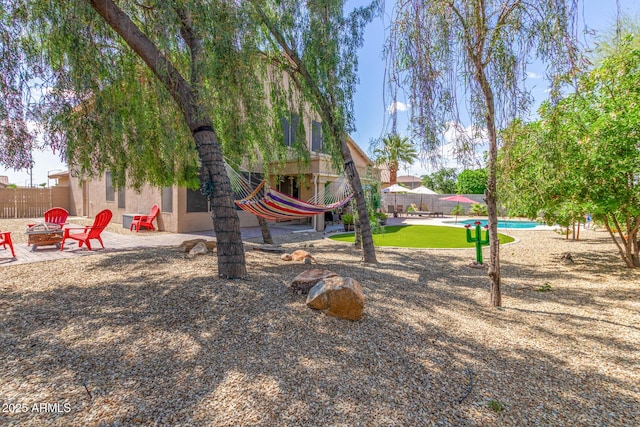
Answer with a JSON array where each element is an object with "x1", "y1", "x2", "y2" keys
[
  {"x1": 382, "y1": 184, "x2": 409, "y2": 216},
  {"x1": 382, "y1": 183, "x2": 409, "y2": 193},
  {"x1": 409, "y1": 185, "x2": 437, "y2": 195},
  {"x1": 409, "y1": 185, "x2": 437, "y2": 207}
]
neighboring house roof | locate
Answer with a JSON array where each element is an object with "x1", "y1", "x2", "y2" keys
[
  {"x1": 396, "y1": 175, "x2": 421, "y2": 189},
  {"x1": 397, "y1": 175, "x2": 421, "y2": 183},
  {"x1": 48, "y1": 170, "x2": 69, "y2": 179},
  {"x1": 0, "y1": 175, "x2": 8, "y2": 188}
]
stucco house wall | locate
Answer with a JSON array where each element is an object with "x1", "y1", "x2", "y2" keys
[{"x1": 69, "y1": 133, "x2": 373, "y2": 233}]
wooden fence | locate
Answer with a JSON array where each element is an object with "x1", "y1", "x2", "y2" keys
[{"x1": 0, "y1": 187, "x2": 70, "y2": 219}]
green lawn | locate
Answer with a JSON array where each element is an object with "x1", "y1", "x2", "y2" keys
[{"x1": 329, "y1": 225, "x2": 515, "y2": 248}]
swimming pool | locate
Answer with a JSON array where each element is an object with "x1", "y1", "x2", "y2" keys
[{"x1": 450, "y1": 219, "x2": 541, "y2": 229}]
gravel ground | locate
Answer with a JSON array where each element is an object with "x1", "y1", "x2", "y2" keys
[{"x1": 0, "y1": 219, "x2": 638, "y2": 426}]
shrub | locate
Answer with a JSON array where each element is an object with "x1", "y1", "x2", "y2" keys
[
  {"x1": 469, "y1": 203, "x2": 488, "y2": 216},
  {"x1": 341, "y1": 213, "x2": 354, "y2": 225},
  {"x1": 451, "y1": 205, "x2": 465, "y2": 216}
]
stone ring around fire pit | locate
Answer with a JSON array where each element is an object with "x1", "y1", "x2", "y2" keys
[{"x1": 25, "y1": 222, "x2": 64, "y2": 252}]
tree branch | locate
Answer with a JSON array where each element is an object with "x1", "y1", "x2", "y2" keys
[
  {"x1": 251, "y1": 1, "x2": 336, "y2": 133},
  {"x1": 484, "y1": 0, "x2": 520, "y2": 67},
  {"x1": 175, "y1": 7, "x2": 203, "y2": 89},
  {"x1": 88, "y1": 0, "x2": 204, "y2": 129}
]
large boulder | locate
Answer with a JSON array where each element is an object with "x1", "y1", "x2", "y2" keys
[
  {"x1": 306, "y1": 276, "x2": 365, "y2": 321},
  {"x1": 289, "y1": 269, "x2": 338, "y2": 294}
]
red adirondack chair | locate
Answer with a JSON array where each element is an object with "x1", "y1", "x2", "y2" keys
[
  {"x1": 130, "y1": 204, "x2": 159, "y2": 232},
  {"x1": 0, "y1": 231, "x2": 16, "y2": 258},
  {"x1": 44, "y1": 207, "x2": 69, "y2": 226},
  {"x1": 60, "y1": 209, "x2": 112, "y2": 251}
]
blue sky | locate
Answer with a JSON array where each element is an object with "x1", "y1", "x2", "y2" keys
[
  {"x1": 3, "y1": 0, "x2": 640, "y2": 186},
  {"x1": 348, "y1": 0, "x2": 640, "y2": 178}
]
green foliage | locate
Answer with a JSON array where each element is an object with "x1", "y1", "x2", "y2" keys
[
  {"x1": 7, "y1": 1, "x2": 321, "y2": 189},
  {"x1": 372, "y1": 134, "x2": 418, "y2": 183},
  {"x1": 498, "y1": 34, "x2": 640, "y2": 267},
  {"x1": 469, "y1": 203, "x2": 488, "y2": 216},
  {"x1": 386, "y1": 0, "x2": 579, "y2": 157},
  {"x1": 341, "y1": 213, "x2": 354, "y2": 225},
  {"x1": 421, "y1": 168, "x2": 457, "y2": 194},
  {"x1": 457, "y1": 169, "x2": 487, "y2": 194},
  {"x1": 487, "y1": 400, "x2": 506, "y2": 413},
  {"x1": 0, "y1": 2, "x2": 37, "y2": 170},
  {"x1": 451, "y1": 205, "x2": 465, "y2": 216},
  {"x1": 256, "y1": 0, "x2": 382, "y2": 170},
  {"x1": 363, "y1": 181, "x2": 384, "y2": 233},
  {"x1": 536, "y1": 283, "x2": 552, "y2": 292}
]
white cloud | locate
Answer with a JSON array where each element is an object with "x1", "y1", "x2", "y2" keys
[
  {"x1": 526, "y1": 71, "x2": 542, "y2": 79},
  {"x1": 443, "y1": 121, "x2": 488, "y2": 145},
  {"x1": 386, "y1": 101, "x2": 409, "y2": 114}
]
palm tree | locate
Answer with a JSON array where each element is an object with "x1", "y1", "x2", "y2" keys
[{"x1": 373, "y1": 134, "x2": 419, "y2": 185}]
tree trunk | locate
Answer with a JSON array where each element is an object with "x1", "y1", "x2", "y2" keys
[
  {"x1": 340, "y1": 136, "x2": 376, "y2": 263},
  {"x1": 602, "y1": 214, "x2": 637, "y2": 268},
  {"x1": 192, "y1": 129, "x2": 247, "y2": 278},
  {"x1": 257, "y1": 216, "x2": 273, "y2": 244},
  {"x1": 390, "y1": 167, "x2": 398, "y2": 185},
  {"x1": 354, "y1": 218, "x2": 362, "y2": 249},
  {"x1": 251, "y1": 4, "x2": 377, "y2": 264},
  {"x1": 90, "y1": 0, "x2": 246, "y2": 278},
  {"x1": 474, "y1": 60, "x2": 501, "y2": 307}
]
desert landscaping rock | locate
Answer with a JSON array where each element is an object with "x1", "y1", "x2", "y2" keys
[
  {"x1": 281, "y1": 249, "x2": 316, "y2": 262},
  {"x1": 306, "y1": 276, "x2": 365, "y2": 321},
  {"x1": 289, "y1": 268, "x2": 338, "y2": 294},
  {"x1": 189, "y1": 241, "x2": 209, "y2": 256},
  {"x1": 179, "y1": 238, "x2": 217, "y2": 253}
]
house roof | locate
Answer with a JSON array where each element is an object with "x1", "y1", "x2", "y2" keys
[
  {"x1": 346, "y1": 136, "x2": 374, "y2": 167},
  {"x1": 397, "y1": 175, "x2": 421, "y2": 183},
  {"x1": 48, "y1": 170, "x2": 69, "y2": 179}
]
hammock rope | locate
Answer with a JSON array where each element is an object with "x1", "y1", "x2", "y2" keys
[{"x1": 225, "y1": 162, "x2": 353, "y2": 220}]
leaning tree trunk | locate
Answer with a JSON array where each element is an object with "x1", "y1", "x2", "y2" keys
[
  {"x1": 603, "y1": 214, "x2": 640, "y2": 268},
  {"x1": 90, "y1": 0, "x2": 246, "y2": 278},
  {"x1": 257, "y1": 216, "x2": 273, "y2": 244},
  {"x1": 339, "y1": 136, "x2": 376, "y2": 263},
  {"x1": 251, "y1": 3, "x2": 377, "y2": 264}
]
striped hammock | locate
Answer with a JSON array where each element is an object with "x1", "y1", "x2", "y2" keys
[
  {"x1": 235, "y1": 181, "x2": 353, "y2": 220},
  {"x1": 225, "y1": 163, "x2": 353, "y2": 220}
]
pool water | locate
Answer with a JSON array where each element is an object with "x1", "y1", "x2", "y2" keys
[{"x1": 454, "y1": 219, "x2": 540, "y2": 229}]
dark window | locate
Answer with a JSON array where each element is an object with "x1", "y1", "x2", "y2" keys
[
  {"x1": 105, "y1": 172, "x2": 114, "y2": 202},
  {"x1": 161, "y1": 187, "x2": 173, "y2": 213},
  {"x1": 186, "y1": 188, "x2": 209, "y2": 213},
  {"x1": 117, "y1": 186, "x2": 125, "y2": 209},
  {"x1": 312, "y1": 120, "x2": 323, "y2": 152},
  {"x1": 282, "y1": 112, "x2": 300, "y2": 147}
]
